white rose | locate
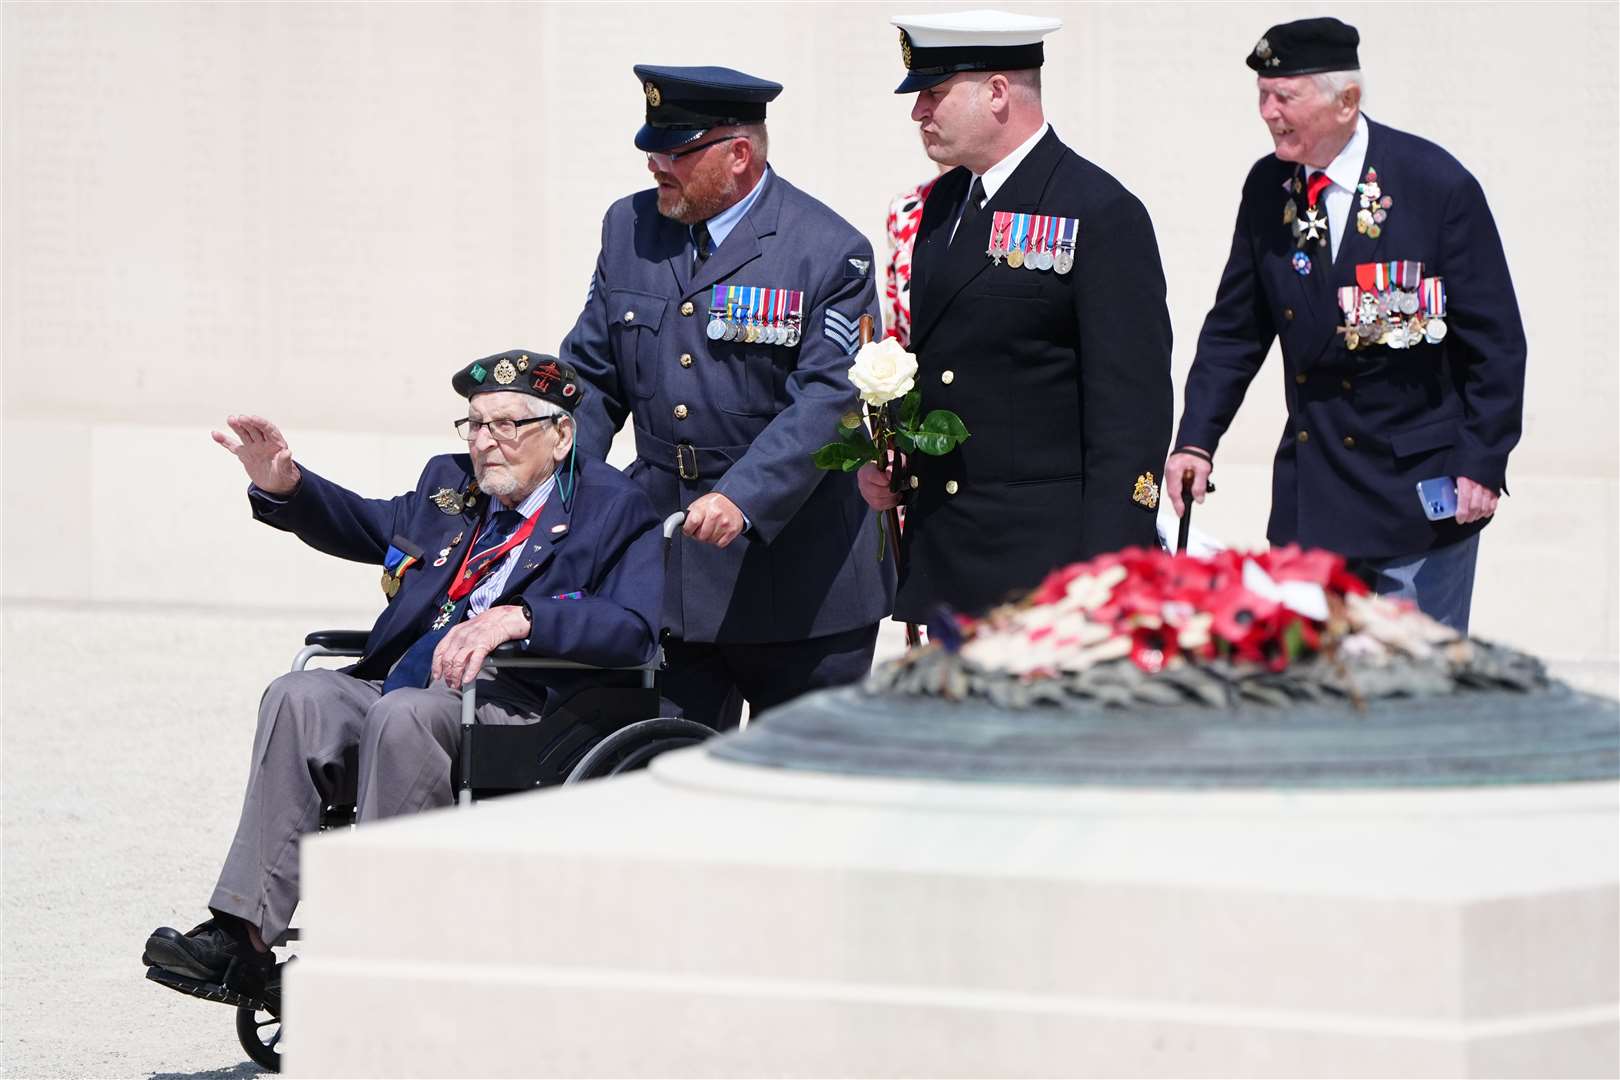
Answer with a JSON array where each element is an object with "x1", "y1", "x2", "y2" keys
[{"x1": 847, "y1": 337, "x2": 918, "y2": 407}]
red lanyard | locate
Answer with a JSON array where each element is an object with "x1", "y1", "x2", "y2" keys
[{"x1": 445, "y1": 507, "x2": 542, "y2": 602}]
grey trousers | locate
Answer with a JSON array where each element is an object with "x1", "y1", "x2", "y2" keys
[
  {"x1": 1352, "y1": 532, "x2": 1482, "y2": 634},
  {"x1": 207, "y1": 668, "x2": 547, "y2": 943}
]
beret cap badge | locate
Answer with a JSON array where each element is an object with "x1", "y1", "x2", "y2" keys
[
  {"x1": 643, "y1": 80, "x2": 661, "y2": 108},
  {"x1": 1253, "y1": 37, "x2": 1280, "y2": 67}
]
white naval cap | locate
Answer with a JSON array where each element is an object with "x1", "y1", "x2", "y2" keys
[{"x1": 890, "y1": 9, "x2": 1063, "y2": 93}]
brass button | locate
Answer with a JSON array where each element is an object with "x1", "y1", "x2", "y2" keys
[
  {"x1": 679, "y1": 301, "x2": 694, "y2": 316},
  {"x1": 623, "y1": 311, "x2": 636, "y2": 324},
  {"x1": 1297, "y1": 430, "x2": 1309, "y2": 443},
  {"x1": 909, "y1": 475, "x2": 920, "y2": 490},
  {"x1": 941, "y1": 370, "x2": 955, "y2": 385},
  {"x1": 679, "y1": 353, "x2": 694, "y2": 368},
  {"x1": 1294, "y1": 373, "x2": 1307, "y2": 384},
  {"x1": 1342, "y1": 435, "x2": 1356, "y2": 449},
  {"x1": 1341, "y1": 379, "x2": 1353, "y2": 391},
  {"x1": 945, "y1": 480, "x2": 959, "y2": 495},
  {"x1": 1283, "y1": 307, "x2": 1295, "y2": 321},
  {"x1": 673, "y1": 404, "x2": 689, "y2": 420}
]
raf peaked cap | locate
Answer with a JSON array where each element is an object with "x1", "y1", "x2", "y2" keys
[
  {"x1": 1247, "y1": 17, "x2": 1360, "y2": 77},
  {"x1": 632, "y1": 65, "x2": 783, "y2": 152},
  {"x1": 891, "y1": 9, "x2": 1062, "y2": 94},
  {"x1": 452, "y1": 350, "x2": 583, "y2": 413}
]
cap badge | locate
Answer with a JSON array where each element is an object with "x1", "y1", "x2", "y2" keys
[
  {"x1": 1253, "y1": 37, "x2": 1280, "y2": 68},
  {"x1": 562, "y1": 382, "x2": 577, "y2": 397},
  {"x1": 468, "y1": 363, "x2": 487, "y2": 384},
  {"x1": 643, "y1": 81, "x2": 662, "y2": 108},
  {"x1": 493, "y1": 358, "x2": 517, "y2": 385},
  {"x1": 515, "y1": 354, "x2": 530, "y2": 373},
  {"x1": 1132, "y1": 472, "x2": 1160, "y2": 510},
  {"x1": 899, "y1": 29, "x2": 913, "y2": 68}
]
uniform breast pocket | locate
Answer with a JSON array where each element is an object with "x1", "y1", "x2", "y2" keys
[
  {"x1": 606, "y1": 289, "x2": 668, "y2": 399},
  {"x1": 984, "y1": 276, "x2": 1046, "y2": 300},
  {"x1": 711, "y1": 342, "x2": 780, "y2": 417}
]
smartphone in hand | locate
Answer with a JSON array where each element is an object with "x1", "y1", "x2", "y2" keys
[{"x1": 1417, "y1": 476, "x2": 1458, "y2": 521}]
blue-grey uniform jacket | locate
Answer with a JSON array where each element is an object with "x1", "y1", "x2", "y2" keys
[
  {"x1": 1177, "y1": 118, "x2": 1526, "y2": 559},
  {"x1": 561, "y1": 171, "x2": 895, "y2": 644},
  {"x1": 249, "y1": 456, "x2": 664, "y2": 699}
]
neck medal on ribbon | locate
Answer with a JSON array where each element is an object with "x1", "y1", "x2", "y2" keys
[{"x1": 988, "y1": 211, "x2": 1078, "y2": 275}]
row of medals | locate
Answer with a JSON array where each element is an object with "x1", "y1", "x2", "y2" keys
[
  {"x1": 707, "y1": 314, "x2": 801, "y2": 346},
  {"x1": 994, "y1": 242, "x2": 1074, "y2": 274},
  {"x1": 1341, "y1": 288, "x2": 1446, "y2": 351}
]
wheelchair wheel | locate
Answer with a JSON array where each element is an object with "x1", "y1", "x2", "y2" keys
[
  {"x1": 566, "y1": 717, "x2": 714, "y2": 783},
  {"x1": 236, "y1": 1002, "x2": 281, "y2": 1072}
]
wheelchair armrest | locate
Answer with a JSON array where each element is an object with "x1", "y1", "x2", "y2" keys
[{"x1": 305, "y1": 630, "x2": 370, "y2": 651}]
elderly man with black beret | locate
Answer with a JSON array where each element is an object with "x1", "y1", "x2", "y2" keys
[
  {"x1": 1168, "y1": 18, "x2": 1526, "y2": 631},
  {"x1": 140, "y1": 352, "x2": 664, "y2": 1012}
]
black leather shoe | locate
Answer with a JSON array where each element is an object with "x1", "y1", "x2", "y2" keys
[{"x1": 143, "y1": 919, "x2": 276, "y2": 1009}]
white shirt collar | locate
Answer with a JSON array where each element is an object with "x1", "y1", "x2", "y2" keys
[
  {"x1": 495, "y1": 471, "x2": 555, "y2": 521},
  {"x1": 973, "y1": 122, "x2": 1051, "y2": 203},
  {"x1": 1316, "y1": 113, "x2": 1368, "y2": 193}
]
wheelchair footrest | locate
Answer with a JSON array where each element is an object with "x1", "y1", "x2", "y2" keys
[{"x1": 145, "y1": 965, "x2": 267, "y2": 1011}]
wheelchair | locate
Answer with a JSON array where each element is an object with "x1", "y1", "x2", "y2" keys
[{"x1": 218, "y1": 512, "x2": 714, "y2": 1072}]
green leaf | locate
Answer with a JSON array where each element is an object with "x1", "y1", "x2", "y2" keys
[
  {"x1": 812, "y1": 440, "x2": 876, "y2": 472},
  {"x1": 892, "y1": 429, "x2": 917, "y2": 454},
  {"x1": 898, "y1": 390, "x2": 922, "y2": 429},
  {"x1": 839, "y1": 420, "x2": 871, "y2": 446},
  {"x1": 907, "y1": 410, "x2": 971, "y2": 456}
]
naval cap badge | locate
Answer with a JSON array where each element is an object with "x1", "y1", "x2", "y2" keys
[{"x1": 899, "y1": 29, "x2": 913, "y2": 68}]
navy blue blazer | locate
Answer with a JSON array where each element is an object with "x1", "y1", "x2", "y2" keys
[
  {"x1": 1176, "y1": 118, "x2": 1526, "y2": 559},
  {"x1": 560, "y1": 171, "x2": 895, "y2": 644},
  {"x1": 249, "y1": 456, "x2": 664, "y2": 684},
  {"x1": 897, "y1": 128, "x2": 1173, "y2": 621}
]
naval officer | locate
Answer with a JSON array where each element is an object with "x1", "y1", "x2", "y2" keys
[
  {"x1": 1166, "y1": 18, "x2": 1526, "y2": 631},
  {"x1": 560, "y1": 66, "x2": 893, "y2": 729},
  {"x1": 860, "y1": 9, "x2": 1174, "y2": 622}
]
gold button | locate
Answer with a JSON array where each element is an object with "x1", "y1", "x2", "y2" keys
[
  {"x1": 680, "y1": 301, "x2": 694, "y2": 317},
  {"x1": 674, "y1": 404, "x2": 689, "y2": 420},
  {"x1": 1342, "y1": 435, "x2": 1356, "y2": 449},
  {"x1": 1341, "y1": 379, "x2": 1353, "y2": 391},
  {"x1": 679, "y1": 353, "x2": 693, "y2": 368},
  {"x1": 1297, "y1": 430, "x2": 1309, "y2": 443},
  {"x1": 909, "y1": 475, "x2": 920, "y2": 490},
  {"x1": 945, "y1": 480, "x2": 959, "y2": 495},
  {"x1": 623, "y1": 311, "x2": 636, "y2": 324},
  {"x1": 941, "y1": 370, "x2": 955, "y2": 385},
  {"x1": 1294, "y1": 373, "x2": 1307, "y2": 384},
  {"x1": 1283, "y1": 307, "x2": 1295, "y2": 321}
]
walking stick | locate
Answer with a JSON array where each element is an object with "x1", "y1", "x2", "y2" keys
[
  {"x1": 857, "y1": 314, "x2": 923, "y2": 648},
  {"x1": 1177, "y1": 470, "x2": 1195, "y2": 556}
]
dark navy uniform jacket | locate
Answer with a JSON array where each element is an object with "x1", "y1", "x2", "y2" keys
[
  {"x1": 561, "y1": 171, "x2": 895, "y2": 644},
  {"x1": 1177, "y1": 118, "x2": 1526, "y2": 560},
  {"x1": 898, "y1": 128, "x2": 1174, "y2": 622},
  {"x1": 249, "y1": 456, "x2": 664, "y2": 691}
]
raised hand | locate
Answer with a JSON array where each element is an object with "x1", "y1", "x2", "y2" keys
[{"x1": 211, "y1": 414, "x2": 301, "y2": 496}]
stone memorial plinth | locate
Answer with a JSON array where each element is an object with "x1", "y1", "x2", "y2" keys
[{"x1": 287, "y1": 681, "x2": 1618, "y2": 1078}]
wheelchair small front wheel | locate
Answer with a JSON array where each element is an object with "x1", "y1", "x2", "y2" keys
[{"x1": 236, "y1": 1002, "x2": 281, "y2": 1073}]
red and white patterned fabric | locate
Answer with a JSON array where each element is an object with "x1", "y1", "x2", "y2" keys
[{"x1": 883, "y1": 176, "x2": 938, "y2": 347}]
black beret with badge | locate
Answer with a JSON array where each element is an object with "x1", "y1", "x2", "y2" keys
[
  {"x1": 891, "y1": 9, "x2": 1063, "y2": 94},
  {"x1": 452, "y1": 350, "x2": 583, "y2": 413},
  {"x1": 1247, "y1": 17, "x2": 1360, "y2": 77},
  {"x1": 632, "y1": 64, "x2": 784, "y2": 152}
]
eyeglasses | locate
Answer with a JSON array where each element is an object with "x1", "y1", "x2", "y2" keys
[
  {"x1": 646, "y1": 135, "x2": 744, "y2": 170},
  {"x1": 453, "y1": 415, "x2": 564, "y2": 442}
]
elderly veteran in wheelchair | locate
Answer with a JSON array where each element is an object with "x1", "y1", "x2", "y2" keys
[{"x1": 142, "y1": 351, "x2": 663, "y2": 1012}]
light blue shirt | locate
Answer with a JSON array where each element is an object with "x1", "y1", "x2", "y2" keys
[
  {"x1": 468, "y1": 473, "x2": 555, "y2": 617},
  {"x1": 698, "y1": 168, "x2": 771, "y2": 251}
]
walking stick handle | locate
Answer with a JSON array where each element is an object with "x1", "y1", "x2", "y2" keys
[{"x1": 1176, "y1": 469, "x2": 1195, "y2": 556}]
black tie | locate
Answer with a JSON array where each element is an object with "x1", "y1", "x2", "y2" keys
[
  {"x1": 381, "y1": 509, "x2": 526, "y2": 694},
  {"x1": 691, "y1": 222, "x2": 712, "y2": 272},
  {"x1": 951, "y1": 177, "x2": 987, "y2": 246}
]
